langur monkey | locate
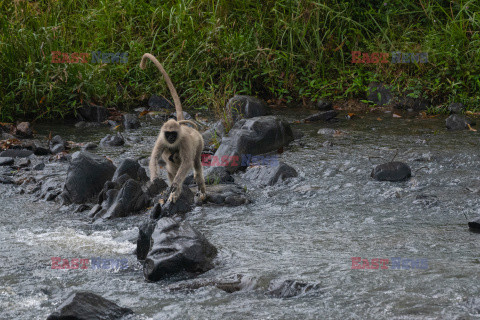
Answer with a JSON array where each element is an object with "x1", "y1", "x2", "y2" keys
[{"x1": 140, "y1": 53, "x2": 206, "y2": 203}]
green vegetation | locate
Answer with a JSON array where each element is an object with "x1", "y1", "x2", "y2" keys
[{"x1": 0, "y1": 0, "x2": 479, "y2": 121}]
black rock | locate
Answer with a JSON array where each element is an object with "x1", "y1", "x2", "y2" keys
[
  {"x1": 242, "y1": 162, "x2": 298, "y2": 186},
  {"x1": 143, "y1": 217, "x2": 218, "y2": 282},
  {"x1": 0, "y1": 157, "x2": 14, "y2": 166},
  {"x1": 448, "y1": 102, "x2": 465, "y2": 114},
  {"x1": 84, "y1": 142, "x2": 98, "y2": 150},
  {"x1": 144, "y1": 178, "x2": 168, "y2": 198},
  {"x1": 161, "y1": 184, "x2": 195, "y2": 216},
  {"x1": 148, "y1": 202, "x2": 163, "y2": 220},
  {"x1": 446, "y1": 114, "x2": 473, "y2": 130},
  {"x1": 60, "y1": 152, "x2": 116, "y2": 204},
  {"x1": 367, "y1": 83, "x2": 393, "y2": 106},
  {"x1": 227, "y1": 95, "x2": 270, "y2": 121},
  {"x1": 371, "y1": 161, "x2": 411, "y2": 182},
  {"x1": 468, "y1": 217, "x2": 480, "y2": 230},
  {"x1": 303, "y1": 110, "x2": 338, "y2": 122},
  {"x1": 112, "y1": 159, "x2": 148, "y2": 183},
  {"x1": 0, "y1": 149, "x2": 33, "y2": 158},
  {"x1": 33, "y1": 162, "x2": 45, "y2": 170},
  {"x1": 123, "y1": 113, "x2": 141, "y2": 129},
  {"x1": 148, "y1": 94, "x2": 174, "y2": 110},
  {"x1": 267, "y1": 279, "x2": 321, "y2": 298},
  {"x1": 34, "y1": 146, "x2": 51, "y2": 156},
  {"x1": 100, "y1": 133, "x2": 125, "y2": 147},
  {"x1": 213, "y1": 116, "x2": 294, "y2": 173},
  {"x1": 76, "y1": 103, "x2": 108, "y2": 122},
  {"x1": 93, "y1": 179, "x2": 150, "y2": 220},
  {"x1": 316, "y1": 100, "x2": 333, "y2": 110},
  {"x1": 46, "y1": 291, "x2": 133, "y2": 320},
  {"x1": 136, "y1": 219, "x2": 157, "y2": 260}
]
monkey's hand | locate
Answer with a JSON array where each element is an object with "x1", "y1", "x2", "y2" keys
[
  {"x1": 167, "y1": 183, "x2": 180, "y2": 203},
  {"x1": 196, "y1": 191, "x2": 207, "y2": 202}
]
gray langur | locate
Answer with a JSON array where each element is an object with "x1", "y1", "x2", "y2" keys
[{"x1": 140, "y1": 53, "x2": 206, "y2": 203}]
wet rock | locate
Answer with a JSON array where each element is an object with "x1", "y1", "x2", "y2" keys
[
  {"x1": 0, "y1": 149, "x2": 33, "y2": 158},
  {"x1": 214, "y1": 116, "x2": 294, "y2": 173},
  {"x1": 446, "y1": 114, "x2": 473, "y2": 130},
  {"x1": 448, "y1": 102, "x2": 465, "y2": 114},
  {"x1": 316, "y1": 100, "x2": 333, "y2": 111},
  {"x1": 93, "y1": 179, "x2": 150, "y2": 220},
  {"x1": 203, "y1": 184, "x2": 250, "y2": 206},
  {"x1": 303, "y1": 110, "x2": 338, "y2": 122},
  {"x1": 227, "y1": 95, "x2": 270, "y2": 121},
  {"x1": 148, "y1": 202, "x2": 163, "y2": 220},
  {"x1": 0, "y1": 157, "x2": 14, "y2": 166},
  {"x1": 367, "y1": 83, "x2": 393, "y2": 106},
  {"x1": 0, "y1": 175, "x2": 14, "y2": 184},
  {"x1": 148, "y1": 94, "x2": 174, "y2": 110},
  {"x1": 203, "y1": 166, "x2": 234, "y2": 185},
  {"x1": 202, "y1": 121, "x2": 226, "y2": 148},
  {"x1": 112, "y1": 159, "x2": 148, "y2": 183},
  {"x1": 100, "y1": 133, "x2": 124, "y2": 147},
  {"x1": 161, "y1": 184, "x2": 195, "y2": 216},
  {"x1": 46, "y1": 291, "x2": 133, "y2": 320},
  {"x1": 468, "y1": 217, "x2": 480, "y2": 230},
  {"x1": 51, "y1": 144, "x2": 65, "y2": 154},
  {"x1": 143, "y1": 217, "x2": 218, "y2": 282},
  {"x1": 60, "y1": 152, "x2": 116, "y2": 204},
  {"x1": 76, "y1": 103, "x2": 108, "y2": 122},
  {"x1": 168, "y1": 274, "x2": 257, "y2": 293},
  {"x1": 144, "y1": 178, "x2": 168, "y2": 198},
  {"x1": 371, "y1": 161, "x2": 411, "y2": 182},
  {"x1": 33, "y1": 162, "x2": 45, "y2": 170},
  {"x1": 243, "y1": 162, "x2": 298, "y2": 186},
  {"x1": 15, "y1": 122, "x2": 33, "y2": 138},
  {"x1": 84, "y1": 142, "x2": 97, "y2": 150},
  {"x1": 136, "y1": 219, "x2": 157, "y2": 260},
  {"x1": 392, "y1": 96, "x2": 430, "y2": 111},
  {"x1": 37, "y1": 178, "x2": 62, "y2": 201},
  {"x1": 123, "y1": 113, "x2": 141, "y2": 129},
  {"x1": 267, "y1": 279, "x2": 321, "y2": 298},
  {"x1": 34, "y1": 146, "x2": 51, "y2": 156}
]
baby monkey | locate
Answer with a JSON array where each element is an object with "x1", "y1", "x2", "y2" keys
[{"x1": 140, "y1": 53, "x2": 206, "y2": 203}]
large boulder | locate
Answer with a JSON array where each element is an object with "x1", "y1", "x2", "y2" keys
[
  {"x1": 242, "y1": 162, "x2": 298, "y2": 186},
  {"x1": 227, "y1": 95, "x2": 270, "y2": 121},
  {"x1": 46, "y1": 291, "x2": 133, "y2": 320},
  {"x1": 112, "y1": 159, "x2": 148, "y2": 183},
  {"x1": 446, "y1": 114, "x2": 473, "y2": 130},
  {"x1": 143, "y1": 217, "x2": 218, "y2": 281},
  {"x1": 371, "y1": 162, "x2": 411, "y2": 182},
  {"x1": 61, "y1": 152, "x2": 116, "y2": 204},
  {"x1": 213, "y1": 116, "x2": 294, "y2": 173},
  {"x1": 76, "y1": 103, "x2": 108, "y2": 122}
]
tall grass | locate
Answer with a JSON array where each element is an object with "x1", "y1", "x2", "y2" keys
[{"x1": 0, "y1": 0, "x2": 479, "y2": 121}]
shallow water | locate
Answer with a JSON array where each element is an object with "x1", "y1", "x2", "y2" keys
[{"x1": 1, "y1": 111, "x2": 480, "y2": 319}]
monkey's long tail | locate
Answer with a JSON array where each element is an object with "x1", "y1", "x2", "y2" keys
[
  {"x1": 178, "y1": 120, "x2": 199, "y2": 130},
  {"x1": 139, "y1": 53, "x2": 184, "y2": 121}
]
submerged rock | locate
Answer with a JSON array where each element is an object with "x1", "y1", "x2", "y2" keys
[
  {"x1": 267, "y1": 279, "x2": 321, "y2": 298},
  {"x1": 143, "y1": 217, "x2": 217, "y2": 281},
  {"x1": 60, "y1": 152, "x2": 116, "y2": 204},
  {"x1": 46, "y1": 291, "x2": 133, "y2": 320},
  {"x1": 227, "y1": 95, "x2": 270, "y2": 121},
  {"x1": 446, "y1": 114, "x2": 473, "y2": 130},
  {"x1": 371, "y1": 162, "x2": 411, "y2": 182},
  {"x1": 242, "y1": 162, "x2": 298, "y2": 186}
]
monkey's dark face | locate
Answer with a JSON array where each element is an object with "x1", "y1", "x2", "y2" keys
[{"x1": 164, "y1": 131, "x2": 178, "y2": 144}]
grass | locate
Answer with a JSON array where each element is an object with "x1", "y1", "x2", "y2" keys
[{"x1": 0, "y1": 0, "x2": 479, "y2": 122}]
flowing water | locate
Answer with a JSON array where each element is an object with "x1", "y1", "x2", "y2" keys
[{"x1": 1, "y1": 111, "x2": 480, "y2": 319}]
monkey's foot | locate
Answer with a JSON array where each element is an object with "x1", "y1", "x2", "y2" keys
[
  {"x1": 167, "y1": 192, "x2": 179, "y2": 203},
  {"x1": 195, "y1": 192, "x2": 207, "y2": 204}
]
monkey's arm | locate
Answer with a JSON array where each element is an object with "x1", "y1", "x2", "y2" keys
[{"x1": 149, "y1": 136, "x2": 166, "y2": 181}]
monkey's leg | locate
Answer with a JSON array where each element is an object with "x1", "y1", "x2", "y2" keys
[
  {"x1": 149, "y1": 135, "x2": 165, "y2": 181},
  {"x1": 194, "y1": 157, "x2": 207, "y2": 200}
]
